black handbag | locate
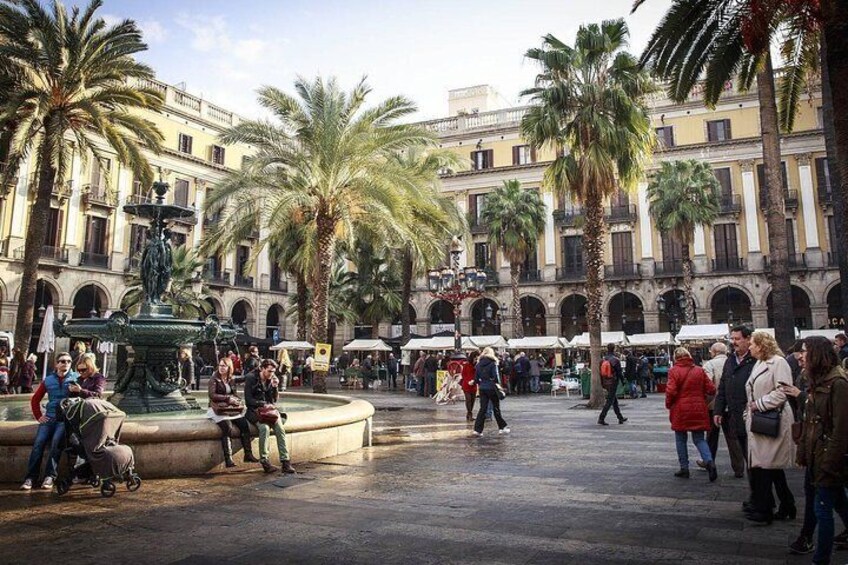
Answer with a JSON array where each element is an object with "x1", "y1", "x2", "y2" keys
[{"x1": 750, "y1": 407, "x2": 782, "y2": 437}]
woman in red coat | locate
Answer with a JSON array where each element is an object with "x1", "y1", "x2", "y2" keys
[
  {"x1": 461, "y1": 351, "x2": 479, "y2": 422},
  {"x1": 666, "y1": 347, "x2": 717, "y2": 481}
]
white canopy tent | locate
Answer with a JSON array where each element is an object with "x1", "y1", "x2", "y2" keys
[
  {"x1": 401, "y1": 336, "x2": 507, "y2": 351},
  {"x1": 798, "y1": 329, "x2": 843, "y2": 341},
  {"x1": 342, "y1": 339, "x2": 392, "y2": 352},
  {"x1": 465, "y1": 335, "x2": 508, "y2": 349},
  {"x1": 270, "y1": 340, "x2": 315, "y2": 351},
  {"x1": 625, "y1": 332, "x2": 677, "y2": 347},
  {"x1": 675, "y1": 324, "x2": 729, "y2": 343},
  {"x1": 507, "y1": 336, "x2": 570, "y2": 350},
  {"x1": 568, "y1": 331, "x2": 627, "y2": 348}
]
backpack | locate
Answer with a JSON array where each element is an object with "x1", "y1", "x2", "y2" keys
[{"x1": 600, "y1": 359, "x2": 613, "y2": 378}]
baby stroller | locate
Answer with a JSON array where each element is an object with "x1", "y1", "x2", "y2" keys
[{"x1": 56, "y1": 398, "x2": 141, "y2": 497}]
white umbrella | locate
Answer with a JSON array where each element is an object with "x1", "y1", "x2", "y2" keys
[
  {"x1": 36, "y1": 305, "x2": 55, "y2": 381},
  {"x1": 98, "y1": 310, "x2": 114, "y2": 376},
  {"x1": 270, "y1": 340, "x2": 314, "y2": 351}
]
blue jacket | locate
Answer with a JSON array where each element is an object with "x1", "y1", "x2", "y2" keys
[
  {"x1": 41, "y1": 371, "x2": 77, "y2": 419},
  {"x1": 474, "y1": 357, "x2": 500, "y2": 390}
]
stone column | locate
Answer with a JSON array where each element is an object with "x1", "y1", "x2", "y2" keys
[
  {"x1": 456, "y1": 195, "x2": 468, "y2": 268},
  {"x1": 542, "y1": 191, "x2": 556, "y2": 280},
  {"x1": 797, "y1": 153, "x2": 823, "y2": 268},
  {"x1": 693, "y1": 225, "x2": 708, "y2": 274},
  {"x1": 257, "y1": 226, "x2": 271, "y2": 290},
  {"x1": 643, "y1": 311, "x2": 660, "y2": 333},
  {"x1": 740, "y1": 160, "x2": 763, "y2": 269},
  {"x1": 110, "y1": 166, "x2": 132, "y2": 272},
  {"x1": 193, "y1": 180, "x2": 206, "y2": 248},
  {"x1": 546, "y1": 315, "x2": 559, "y2": 337},
  {"x1": 8, "y1": 155, "x2": 31, "y2": 256},
  {"x1": 751, "y1": 306, "x2": 769, "y2": 329},
  {"x1": 811, "y1": 305, "x2": 829, "y2": 331},
  {"x1": 637, "y1": 182, "x2": 656, "y2": 277},
  {"x1": 696, "y1": 308, "x2": 713, "y2": 325}
]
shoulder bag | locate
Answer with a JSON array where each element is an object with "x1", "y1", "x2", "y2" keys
[
  {"x1": 748, "y1": 367, "x2": 783, "y2": 438},
  {"x1": 256, "y1": 404, "x2": 281, "y2": 425}
]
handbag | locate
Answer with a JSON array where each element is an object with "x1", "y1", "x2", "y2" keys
[
  {"x1": 213, "y1": 396, "x2": 244, "y2": 416},
  {"x1": 750, "y1": 407, "x2": 783, "y2": 437},
  {"x1": 256, "y1": 404, "x2": 281, "y2": 425},
  {"x1": 494, "y1": 383, "x2": 506, "y2": 400}
]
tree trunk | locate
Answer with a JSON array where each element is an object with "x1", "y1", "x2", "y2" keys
[
  {"x1": 15, "y1": 143, "x2": 57, "y2": 356},
  {"x1": 584, "y1": 195, "x2": 606, "y2": 409},
  {"x1": 758, "y1": 56, "x2": 794, "y2": 349},
  {"x1": 511, "y1": 261, "x2": 523, "y2": 339},
  {"x1": 311, "y1": 211, "x2": 336, "y2": 393},
  {"x1": 295, "y1": 270, "x2": 308, "y2": 341},
  {"x1": 821, "y1": 9, "x2": 848, "y2": 328},
  {"x1": 681, "y1": 236, "x2": 695, "y2": 324},
  {"x1": 400, "y1": 249, "x2": 413, "y2": 345},
  {"x1": 371, "y1": 320, "x2": 380, "y2": 339}
]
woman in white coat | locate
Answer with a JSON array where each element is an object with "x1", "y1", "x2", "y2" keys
[{"x1": 745, "y1": 330, "x2": 797, "y2": 524}]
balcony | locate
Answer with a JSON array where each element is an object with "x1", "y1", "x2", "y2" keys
[
  {"x1": 764, "y1": 254, "x2": 808, "y2": 272},
  {"x1": 270, "y1": 278, "x2": 288, "y2": 293},
  {"x1": 711, "y1": 257, "x2": 745, "y2": 272},
  {"x1": 604, "y1": 263, "x2": 641, "y2": 279},
  {"x1": 233, "y1": 274, "x2": 254, "y2": 288},
  {"x1": 605, "y1": 204, "x2": 637, "y2": 224},
  {"x1": 172, "y1": 205, "x2": 198, "y2": 226},
  {"x1": 819, "y1": 190, "x2": 833, "y2": 207},
  {"x1": 50, "y1": 180, "x2": 73, "y2": 202},
  {"x1": 553, "y1": 208, "x2": 583, "y2": 228},
  {"x1": 203, "y1": 269, "x2": 230, "y2": 287},
  {"x1": 759, "y1": 189, "x2": 798, "y2": 210},
  {"x1": 482, "y1": 268, "x2": 499, "y2": 286},
  {"x1": 469, "y1": 218, "x2": 488, "y2": 235},
  {"x1": 556, "y1": 265, "x2": 587, "y2": 282},
  {"x1": 718, "y1": 194, "x2": 742, "y2": 215},
  {"x1": 654, "y1": 260, "x2": 683, "y2": 277},
  {"x1": 80, "y1": 251, "x2": 110, "y2": 269},
  {"x1": 519, "y1": 269, "x2": 541, "y2": 283},
  {"x1": 81, "y1": 184, "x2": 118, "y2": 209},
  {"x1": 13, "y1": 244, "x2": 69, "y2": 263}
]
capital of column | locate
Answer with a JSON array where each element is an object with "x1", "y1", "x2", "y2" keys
[
  {"x1": 797, "y1": 153, "x2": 812, "y2": 167},
  {"x1": 740, "y1": 159, "x2": 755, "y2": 173}
]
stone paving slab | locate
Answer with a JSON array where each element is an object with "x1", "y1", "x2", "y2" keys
[{"x1": 0, "y1": 389, "x2": 830, "y2": 564}]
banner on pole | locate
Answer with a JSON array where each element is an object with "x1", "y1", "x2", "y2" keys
[{"x1": 314, "y1": 342, "x2": 332, "y2": 372}]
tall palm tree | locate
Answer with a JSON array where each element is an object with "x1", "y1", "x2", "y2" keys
[
  {"x1": 521, "y1": 20, "x2": 655, "y2": 407},
  {"x1": 638, "y1": 0, "x2": 805, "y2": 348},
  {"x1": 207, "y1": 77, "x2": 433, "y2": 392},
  {"x1": 350, "y1": 241, "x2": 403, "y2": 339},
  {"x1": 0, "y1": 0, "x2": 164, "y2": 354},
  {"x1": 480, "y1": 180, "x2": 547, "y2": 339},
  {"x1": 286, "y1": 261, "x2": 356, "y2": 345},
  {"x1": 646, "y1": 161, "x2": 720, "y2": 323},
  {"x1": 123, "y1": 246, "x2": 211, "y2": 320}
]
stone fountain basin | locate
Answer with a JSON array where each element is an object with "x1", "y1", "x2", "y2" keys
[{"x1": 0, "y1": 392, "x2": 374, "y2": 481}]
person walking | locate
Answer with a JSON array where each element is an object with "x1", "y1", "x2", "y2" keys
[
  {"x1": 625, "y1": 350, "x2": 638, "y2": 398},
  {"x1": 516, "y1": 352, "x2": 531, "y2": 395},
  {"x1": 598, "y1": 344, "x2": 627, "y2": 426},
  {"x1": 413, "y1": 352, "x2": 426, "y2": 395},
  {"x1": 423, "y1": 352, "x2": 438, "y2": 397},
  {"x1": 17, "y1": 353, "x2": 36, "y2": 394},
  {"x1": 713, "y1": 325, "x2": 757, "y2": 481},
  {"x1": 529, "y1": 354, "x2": 542, "y2": 393},
  {"x1": 461, "y1": 351, "x2": 479, "y2": 422},
  {"x1": 207, "y1": 357, "x2": 258, "y2": 467},
  {"x1": 472, "y1": 347, "x2": 508, "y2": 437},
  {"x1": 701, "y1": 342, "x2": 741, "y2": 474},
  {"x1": 192, "y1": 351, "x2": 205, "y2": 391},
  {"x1": 387, "y1": 353, "x2": 398, "y2": 390},
  {"x1": 744, "y1": 330, "x2": 796, "y2": 524},
  {"x1": 637, "y1": 351, "x2": 651, "y2": 396},
  {"x1": 362, "y1": 354, "x2": 374, "y2": 390},
  {"x1": 666, "y1": 347, "x2": 717, "y2": 481}
]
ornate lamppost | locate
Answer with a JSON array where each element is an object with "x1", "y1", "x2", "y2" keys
[
  {"x1": 427, "y1": 237, "x2": 487, "y2": 360},
  {"x1": 657, "y1": 292, "x2": 688, "y2": 336}
]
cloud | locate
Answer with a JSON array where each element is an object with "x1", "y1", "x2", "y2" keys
[{"x1": 100, "y1": 13, "x2": 166, "y2": 44}]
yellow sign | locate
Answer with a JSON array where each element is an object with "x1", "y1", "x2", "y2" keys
[
  {"x1": 555, "y1": 352, "x2": 562, "y2": 368},
  {"x1": 314, "y1": 342, "x2": 332, "y2": 372},
  {"x1": 436, "y1": 370, "x2": 449, "y2": 391}
]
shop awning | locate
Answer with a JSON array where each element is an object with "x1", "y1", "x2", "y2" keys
[
  {"x1": 507, "y1": 336, "x2": 570, "y2": 349},
  {"x1": 625, "y1": 333, "x2": 677, "y2": 347},
  {"x1": 465, "y1": 335, "x2": 508, "y2": 349},
  {"x1": 798, "y1": 329, "x2": 843, "y2": 341},
  {"x1": 342, "y1": 339, "x2": 393, "y2": 352},
  {"x1": 675, "y1": 324, "x2": 729, "y2": 342},
  {"x1": 401, "y1": 336, "x2": 506, "y2": 351},
  {"x1": 568, "y1": 331, "x2": 627, "y2": 348},
  {"x1": 269, "y1": 340, "x2": 315, "y2": 351}
]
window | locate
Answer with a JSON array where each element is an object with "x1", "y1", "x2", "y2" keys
[
  {"x1": 713, "y1": 168, "x2": 733, "y2": 198},
  {"x1": 655, "y1": 126, "x2": 675, "y2": 148},
  {"x1": 178, "y1": 133, "x2": 193, "y2": 154},
  {"x1": 90, "y1": 158, "x2": 111, "y2": 188},
  {"x1": 713, "y1": 224, "x2": 739, "y2": 266},
  {"x1": 468, "y1": 193, "x2": 487, "y2": 227},
  {"x1": 236, "y1": 245, "x2": 250, "y2": 278},
  {"x1": 512, "y1": 145, "x2": 535, "y2": 165},
  {"x1": 170, "y1": 232, "x2": 187, "y2": 248},
  {"x1": 786, "y1": 219, "x2": 796, "y2": 254},
  {"x1": 661, "y1": 233, "x2": 683, "y2": 262},
  {"x1": 470, "y1": 149, "x2": 494, "y2": 171},
  {"x1": 173, "y1": 179, "x2": 190, "y2": 207},
  {"x1": 816, "y1": 157, "x2": 832, "y2": 195},
  {"x1": 706, "y1": 119, "x2": 732, "y2": 142},
  {"x1": 561, "y1": 235, "x2": 583, "y2": 271},
  {"x1": 522, "y1": 244, "x2": 538, "y2": 273},
  {"x1": 474, "y1": 242, "x2": 494, "y2": 270},
  {"x1": 829, "y1": 216, "x2": 838, "y2": 258},
  {"x1": 211, "y1": 145, "x2": 225, "y2": 166},
  {"x1": 611, "y1": 232, "x2": 633, "y2": 267},
  {"x1": 756, "y1": 162, "x2": 789, "y2": 190},
  {"x1": 45, "y1": 208, "x2": 63, "y2": 248},
  {"x1": 129, "y1": 224, "x2": 148, "y2": 256},
  {"x1": 84, "y1": 216, "x2": 109, "y2": 256},
  {"x1": 611, "y1": 190, "x2": 630, "y2": 208}
]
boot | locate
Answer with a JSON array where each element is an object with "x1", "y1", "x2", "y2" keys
[
  {"x1": 221, "y1": 437, "x2": 236, "y2": 468},
  {"x1": 260, "y1": 458, "x2": 279, "y2": 474},
  {"x1": 240, "y1": 435, "x2": 259, "y2": 463},
  {"x1": 280, "y1": 460, "x2": 297, "y2": 474}
]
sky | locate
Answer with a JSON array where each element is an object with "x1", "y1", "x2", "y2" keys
[{"x1": 103, "y1": 0, "x2": 669, "y2": 121}]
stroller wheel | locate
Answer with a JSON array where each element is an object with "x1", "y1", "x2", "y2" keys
[
  {"x1": 100, "y1": 481, "x2": 116, "y2": 498},
  {"x1": 56, "y1": 479, "x2": 70, "y2": 496},
  {"x1": 126, "y1": 474, "x2": 141, "y2": 492},
  {"x1": 88, "y1": 477, "x2": 101, "y2": 488}
]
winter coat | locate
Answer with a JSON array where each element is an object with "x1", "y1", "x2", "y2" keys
[
  {"x1": 665, "y1": 357, "x2": 715, "y2": 431},
  {"x1": 702, "y1": 353, "x2": 727, "y2": 411},
  {"x1": 460, "y1": 361, "x2": 477, "y2": 394},
  {"x1": 714, "y1": 352, "x2": 757, "y2": 434},
  {"x1": 745, "y1": 356, "x2": 796, "y2": 469},
  {"x1": 797, "y1": 366, "x2": 848, "y2": 487},
  {"x1": 474, "y1": 356, "x2": 499, "y2": 391}
]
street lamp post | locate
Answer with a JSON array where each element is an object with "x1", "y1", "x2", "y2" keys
[
  {"x1": 427, "y1": 237, "x2": 487, "y2": 360},
  {"x1": 657, "y1": 292, "x2": 688, "y2": 337}
]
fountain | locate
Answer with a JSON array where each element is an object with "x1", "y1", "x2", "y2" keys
[{"x1": 54, "y1": 180, "x2": 235, "y2": 413}]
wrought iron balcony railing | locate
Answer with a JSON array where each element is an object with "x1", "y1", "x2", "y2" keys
[
  {"x1": 556, "y1": 265, "x2": 587, "y2": 282},
  {"x1": 711, "y1": 257, "x2": 745, "y2": 272},
  {"x1": 604, "y1": 263, "x2": 641, "y2": 279},
  {"x1": 605, "y1": 204, "x2": 637, "y2": 224},
  {"x1": 654, "y1": 260, "x2": 683, "y2": 277},
  {"x1": 80, "y1": 251, "x2": 110, "y2": 268}
]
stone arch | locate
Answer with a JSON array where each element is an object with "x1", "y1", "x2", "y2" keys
[
  {"x1": 759, "y1": 282, "x2": 815, "y2": 309},
  {"x1": 559, "y1": 294, "x2": 588, "y2": 340},
  {"x1": 470, "y1": 298, "x2": 500, "y2": 336},
  {"x1": 826, "y1": 283, "x2": 843, "y2": 329},
  {"x1": 392, "y1": 303, "x2": 418, "y2": 325},
  {"x1": 710, "y1": 285, "x2": 753, "y2": 325},
  {"x1": 265, "y1": 303, "x2": 285, "y2": 339},
  {"x1": 230, "y1": 298, "x2": 255, "y2": 328},
  {"x1": 765, "y1": 285, "x2": 813, "y2": 330},
  {"x1": 519, "y1": 295, "x2": 547, "y2": 336},
  {"x1": 16, "y1": 276, "x2": 64, "y2": 305},
  {"x1": 706, "y1": 284, "x2": 756, "y2": 313},
  {"x1": 205, "y1": 296, "x2": 224, "y2": 317},
  {"x1": 427, "y1": 299, "x2": 455, "y2": 325},
  {"x1": 606, "y1": 291, "x2": 645, "y2": 333},
  {"x1": 70, "y1": 283, "x2": 110, "y2": 318},
  {"x1": 656, "y1": 289, "x2": 697, "y2": 332}
]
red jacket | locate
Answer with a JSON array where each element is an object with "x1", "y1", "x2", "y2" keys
[
  {"x1": 665, "y1": 357, "x2": 716, "y2": 432},
  {"x1": 460, "y1": 361, "x2": 477, "y2": 393}
]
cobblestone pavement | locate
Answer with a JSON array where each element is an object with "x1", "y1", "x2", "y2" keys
[{"x1": 0, "y1": 388, "x2": 826, "y2": 564}]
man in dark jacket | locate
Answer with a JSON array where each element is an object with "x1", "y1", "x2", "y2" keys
[
  {"x1": 598, "y1": 344, "x2": 628, "y2": 425},
  {"x1": 515, "y1": 353, "x2": 531, "y2": 395},
  {"x1": 245, "y1": 359, "x2": 295, "y2": 474},
  {"x1": 423, "y1": 352, "x2": 439, "y2": 397},
  {"x1": 624, "y1": 350, "x2": 638, "y2": 398},
  {"x1": 713, "y1": 325, "x2": 756, "y2": 479}
]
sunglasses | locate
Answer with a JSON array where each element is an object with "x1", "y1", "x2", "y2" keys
[
  {"x1": 77, "y1": 367, "x2": 89, "y2": 373},
  {"x1": 57, "y1": 359, "x2": 72, "y2": 364}
]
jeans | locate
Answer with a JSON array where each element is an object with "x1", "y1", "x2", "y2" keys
[
  {"x1": 26, "y1": 420, "x2": 66, "y2": 481},
  {"x1": 530, "y1": 376, "x2": 540, "y2": 393},
  {"x1": 425, "y1": 372, "x2": 436, "y2": 396},
  {"x1": 814, "y1": 486, "x2": 848, "y2": 563},
  {"x1": 598, "y1": 386, "x2": 623, "y2": 422},
  {"x1": 406, "y1": 373, "x2": 416, "y2": 391},
  {"x1": 474, "y1": 388, "x2": 507, "y2": 433},
  {"x1": 674, "y1": 430, "x2": 712, "y2": 469},
  {"x1": 257, "y1": 419, "x2": 289, "y2": 462}
]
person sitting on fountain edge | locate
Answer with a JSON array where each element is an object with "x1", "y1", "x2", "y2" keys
[{"x1": 244, "y1": 359, "x2": 296, "y2": 474}]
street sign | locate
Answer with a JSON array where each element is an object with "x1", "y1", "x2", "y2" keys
[{"x1": 314, "y1": 342, "x2": 332, "y2": 371}]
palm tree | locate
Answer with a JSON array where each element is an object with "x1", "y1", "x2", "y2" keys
[
  {"x1": 350, "y1": 241, "x2": 403, "y2": 339},
  {"x1": 521, "y1": 20, "x2": 655, "y2": 407},
  {"x1": 646, "y1": 161, "x2": 720, "y2": 323},
  {"x1": 0, "y1": 0, "x2": 164, "y2": 354},
  {"x1": 286, "y1": 261, "x2": 357, "y2": 345},
  {"x1": 123, "y1": 246, "x2": 212, "y2": 319},
  {"x1": 206, "y1": 77, "x2": 435, "y2": 393},
  {"x1": 480, "y1": 179, "x2": 546, "y2": 339},
  {"x1": 638, "y1": 1, "x2": 805, "y2": 348}
]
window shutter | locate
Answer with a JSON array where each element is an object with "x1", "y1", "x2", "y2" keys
[
  {"x1": 486, "y1": 149, "x2": 494, "y2": 168},
  {"x1": 706, "y1": 121, "x2": 714, "y2": 142},
  {"x1": 530, "y1": 146, "x2": 537, "y2": 163},
  {"x1": 512, "y1": 146, "x2": 519, "y2": 166},
  {"x1": 786, "y1": 219, "x2": 796, "y2": 254},
  {"x1": 781, "y1": 162, "x2": 788, "y2": 190},
  {"x1": 56, "y1": 209, "x2": 64, "y2": 249},
  {"x1": 724, "y1": 119, "x2": 732, "y2": 140},
  {"x1": 470, "y1": 151, "x2": 476, "y2": 170},
  {"x1": 816, "y1": 157, "x2": 830, "y2": 192},
  {"x1": 757, "y1": 164, "x2": 765, "y2": 189},
  {"x1": 468, "y1": 194, "x2": 477, "y2": 223}
]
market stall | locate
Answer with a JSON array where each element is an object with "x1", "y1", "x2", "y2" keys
[
  {"x1": 269, "y1": 340, "x2": 315, "y2": 351},
  {"x1": 798, "y1": 329, "x2": 842, "y2": 341},
  {"x1": 342, "y1": 339, "x2": 393, "y2": 352},
  {"x1": 568, "y1": 331, "x2": 627, "y2": 348},
  {"x1": 675, "y1": 324, "x2": 729, "y2": 343}
]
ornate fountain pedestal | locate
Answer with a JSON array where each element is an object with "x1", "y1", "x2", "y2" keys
[{"x1": 55, "y1": 181, "x2": 235, "y2": 414}]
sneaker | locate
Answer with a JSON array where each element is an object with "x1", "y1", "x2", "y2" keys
[
  {"x1": 696, "y1": 460, "x2": 707, "y2": 469},
  {"x1": 20, "y1": 478, "x2": 32, "y2": 490},
  {"x1": 471, "y1": 431, "x2": 482, "y2": 437},
  {"x1": 788, "y1": 535, "x2": 814, "y2": 555},
  {"x1": 41, "y1": 476, "x2": 54, "y2": 489},
  {"x1": 706, "y1": 461, "x2": 718, "y2": 482},
  {"x1": 674, "y1": 468, "x2": 690, "y2": 478},
  {"x1": 498, "y1": 427, "x2": 511, "y2": 435}
]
